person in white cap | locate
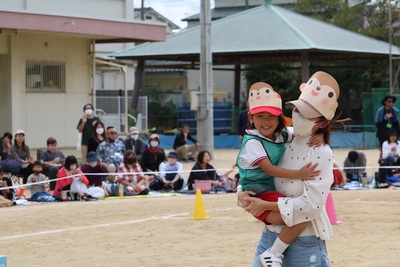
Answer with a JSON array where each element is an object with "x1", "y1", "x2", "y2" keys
[
  {"x1": 10, "y1": 129, "x2": 35, "y2": 184},
  {"x1": 245, "y1": 71, "x2": 346, "y2": 267},
  {"x1": 236, "y1": 82, "x2": 321, "y2": 267},
  {"x1": 123, "y1": 126, "x2": 147, "y2": 162}
]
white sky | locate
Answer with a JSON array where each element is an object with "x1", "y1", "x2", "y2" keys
[{"x1": 133, "y1": 0, "x2": 214, "y2": 29}]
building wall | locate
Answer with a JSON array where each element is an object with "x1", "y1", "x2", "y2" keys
[
  {"x1": 5, "y1": 33, "x2": 92, "y2": 148},
  {"x1": 0, "y1": 36, "x2": 12, "y2": 133},
  {"x1": 0, "y1": 0, "x2": 133, "y2": 19}
]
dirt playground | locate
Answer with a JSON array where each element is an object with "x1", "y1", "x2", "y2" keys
[{"x1": 1, "y1": 148, "x2": 399, "y2": 267}]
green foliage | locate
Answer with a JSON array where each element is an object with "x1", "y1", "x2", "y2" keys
[{"x1": 146, "y1": 83, "x2": 176, "y2": 131}]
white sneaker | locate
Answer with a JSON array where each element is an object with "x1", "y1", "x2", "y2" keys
[{"x1": 259, "y1": 248, "x2": 283, "y2": 267}]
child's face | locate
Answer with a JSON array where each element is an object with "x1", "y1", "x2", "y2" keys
[
  {"x1": 47, "y1": 143, "x2": 57, "y2": 153},
  {"x1": 249, "y1": 112, "x2": 279, "y2": 140},
  {"x1": 33, "y1": 165, "x2": 42, "y2": 173},
  {"x1": 389, "y1": 135, "x2": 398, "y2": 143}
]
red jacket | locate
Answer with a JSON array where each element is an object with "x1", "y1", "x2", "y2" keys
[{"x1": 53, "y1": 167, "x2": 89, "y2": 196}]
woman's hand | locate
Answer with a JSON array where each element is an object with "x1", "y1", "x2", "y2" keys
[
  {"x1": 244, "y1": 197, "x2": 269, "y2": 216},
  {"x1": 237, "y1": 190, "x2": 255, "y2": 208},
  {"x1": 298, "y1": 163, "x2": 320, "y2": 180}
]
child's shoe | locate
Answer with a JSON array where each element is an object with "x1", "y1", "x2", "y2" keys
[{"x1": 259, "y1": 248, "x2": 283, "y2": 267}]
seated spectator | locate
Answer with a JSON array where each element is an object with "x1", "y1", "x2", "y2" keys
[
  {"x1": 0, "y1": 132, "x2": 12, "y2": 161},
  {"x1": 117, "y1": 150, "x2": 149, "y2": 195},
  {"x1": 26, "y1": 161, "x2": 54, "y2": 202},
  {"x1": 187, "y1": 150, "x2": 219, "y2": 190},
  {"x1": 0, "y1": 166, "x2": 15, "y2": 207},
  {"x1": 123, "y1": 127, "x2": 147, "y2": 162},
  {"x1": 156, "y1": 151, "x2": 186, "y2": 192},
  {"x1": 173, "y1": 124, "x2": 200, "y2": 162},
  {"x1": 216, "y1": 163, "x2": 239, "y2": 192},
  {"x1": 381, "y1": 129, "x2": 400, "y2": 168},
  {"x1": 80, "y1": 151, "x2": 108, "y2": 187},
  {"x1": 0, "y1": 132, "x2": 22, "y2": 175},
  {"x1": 40, "y1": 137, "x2": 65, "y2": 191},
  {"x1": 54, "y1": 155, "x2": 95, "y2": 201},
  {"x1": 96, "y1": 126, "x2": 126, "y2": 173},
  {"x1": 10, "y1": 130, "x2": 34, "y2": 184},
  {"x1": 140, "y1": 134, "x2": 166, "y2": 188},
  {"x1": 343, "y1": 150, "x2": 367, "y2": 182},
  {"x1": 87, "y1": 120, "x2": 106, "y2": 154}
]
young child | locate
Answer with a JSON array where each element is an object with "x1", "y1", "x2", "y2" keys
[
  {"x1": 27, "y1": 161, "x2": 54, "y2": 202},
  {"x1": 237, "y1": 82, "x2": 320, "y2": 267}
]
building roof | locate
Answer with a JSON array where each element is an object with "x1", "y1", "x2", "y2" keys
[
  {"x1": 112, "y1": 3, "x2": 400, "y2": 67},
  {"x1": 182, "y1": 6, "x2": 259, "y2": 22},
  {"x1": 0, "y1": 9, "x2": 166, "y2": 43},
  {"x1": 134, "y1": 7, "x2": 180, "y2": 31}
]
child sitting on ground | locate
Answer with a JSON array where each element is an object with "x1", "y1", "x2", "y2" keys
[{"x1": 26, "y1": 161, "x2": 54, "y2": 202}]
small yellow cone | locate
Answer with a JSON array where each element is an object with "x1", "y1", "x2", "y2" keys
[{"x1": 189, "y1": 189, "x2": 210, "y2": 220}]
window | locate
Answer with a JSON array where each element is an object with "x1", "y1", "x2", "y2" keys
[{"x1": 26, "y1": 61, "x2": 66, "y2": 93}]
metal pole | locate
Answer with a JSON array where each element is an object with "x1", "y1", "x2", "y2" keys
[{"x1": 199, "y1": 0, "x2": 214, "y2": 155}]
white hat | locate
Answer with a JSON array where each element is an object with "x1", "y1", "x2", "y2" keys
[
  {"x1": 287, "y1": 71, "x2": 339, "y2": 120},
  {"x1": 248, "y1": 82, "x2": 282, "y2": 116},
  {"x1": 129, "y1": 127, "x2": 139, "y2": 134},
  {"x1": 15, "y1": 129, "x2": 25, "y2": 136}
]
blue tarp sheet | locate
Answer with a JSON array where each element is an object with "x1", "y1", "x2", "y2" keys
[{"x1": 157, "y1": 132, "x2": 378, "y2": 149}]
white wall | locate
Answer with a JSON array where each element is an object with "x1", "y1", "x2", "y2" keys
[
  {"x1": 8, "y1": 33, "x2": 92, "y2": 148},
  {"x1": 0, "y1": 0, "x2": 133, "y2": 19}
]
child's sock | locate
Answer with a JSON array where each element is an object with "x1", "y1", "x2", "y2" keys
[{"x1": 269, "y1": 237, "x2": 289, "y2": 255}]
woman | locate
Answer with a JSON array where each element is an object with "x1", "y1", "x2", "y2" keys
[
  {"x1": 10, "y1": 130, "x2": 34, "y2": 184},
  {"x1": 0, "y1": 132, "x2": 12, "y2": 160},
  {"x1": 87, "y1": 120, "x2": 106, "y2": 154},
  {"x1": 76, "y1": 103, "x2": 100, "y2": 163},
  {"x1": 187, "y1": 150, "x2": 219, "y2": 190},
  {"x1": 117, "y1": 150, "x2": 149, "y2": 195},
  {"x1": 53, "y1": 155, "x2": 95, "y2": 201},
  {"x1": 140, "y1": 134, "x2": 166, "y2": 189},
  {"x1": 241, "y1": 72, "x2": 344, "y2": 267}
]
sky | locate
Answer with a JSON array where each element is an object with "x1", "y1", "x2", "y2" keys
[{"x1": 133, "y1": 0, "x2": 214, "y2": 29}]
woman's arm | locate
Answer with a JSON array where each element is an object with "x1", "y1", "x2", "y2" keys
[{"x1": 257, "y1": 158, "x2": 319, "y2": 180}]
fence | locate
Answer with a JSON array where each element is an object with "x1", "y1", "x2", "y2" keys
[
  {"x1": 176, "y1": 101, "x2": 233, "y2": 133},
  {"x1": 95, "y1": 95, "x2": 148, "y2": 134}
]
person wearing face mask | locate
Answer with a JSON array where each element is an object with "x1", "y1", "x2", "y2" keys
[
  {"x1": 96, "y1": 126, "x2": 126, "y2": 174},
  {"x1": 80, "y1": 151, "x2": 108, "y2": 187},
  {"x1": 156, "y1": 151, "x2": 186, "y2": 192},
  {"x1": 140, "y1": 134, "x2": 166, "y2": 190},
  {"x1": 53, "y1": 155, "x2": 95, "y2": 201},
  {"x1": 123, "y1": 127, "x2": 147, "y2": 162},
  {"x1": 244, "y1": 72, "x2": 349, "y2": 267},
  {"x1": 88, "y1": 121, "x2": 106, "y2": 155},
  {"x1": 117, "y1": 150, "x2": 150, "y2": 195},
  {"x1": 77, "y1": 103, "x2": 100, "y2": 163}
]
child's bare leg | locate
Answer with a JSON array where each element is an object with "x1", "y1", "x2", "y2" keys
[
  {"x1": 277, "y1": 221, "x2": 309, "y2": 244},
  {"x1": 265, "y1": 211, "x2": 285, "y2": 225}
]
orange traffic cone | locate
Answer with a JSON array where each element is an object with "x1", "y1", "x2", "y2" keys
[
  {"x1": 189, "y1": 189, "x2": 210, "y2": 220},
  {"x1": 326, "y1": 192, "x2": 341, "y2": 225}
]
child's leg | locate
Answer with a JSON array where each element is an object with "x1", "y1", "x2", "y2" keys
[
  {"x1": 270, "y1": 221, "x2": 309, "y2": 254},
  {"x1": 265, "y1": 211, "x2": 285, "y2": 225}
]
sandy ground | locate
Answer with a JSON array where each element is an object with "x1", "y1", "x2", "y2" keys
[{"x1": 2, "y1": 148, "x2": 399, "y2": 267}]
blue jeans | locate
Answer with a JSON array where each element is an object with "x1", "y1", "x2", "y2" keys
[{"x1": 252, "y1": 227, "x2": 330, "y2": 267}]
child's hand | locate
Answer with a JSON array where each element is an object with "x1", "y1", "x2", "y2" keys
[
  {"x1": 237, "y1": 191, "x2": 255, "y2": 208},
  {"x1": 298, "y1": 163, "x2": 320, "y2": 180},
  {"x1": 309, "y1": 133, "x2": 324, "y2": 147},
  {"x1": 244, "y1": 197, "x2": 267, "y2": 217}
]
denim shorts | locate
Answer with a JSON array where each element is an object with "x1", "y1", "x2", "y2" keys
[{"x1": 252, "y1": 227, "x2": 330, "y2": 267}]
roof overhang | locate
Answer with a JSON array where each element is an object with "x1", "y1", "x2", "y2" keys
[{"x1": 0, "y1": 10, "x2": 167, "y2": 43}]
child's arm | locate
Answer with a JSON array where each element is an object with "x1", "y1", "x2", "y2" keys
[
  {"x1": 257, "y1": 158, "x2": 319, "y2": 180},
  {"x1": 224, "y1": 163, "x2": 236, "y2": 178}
]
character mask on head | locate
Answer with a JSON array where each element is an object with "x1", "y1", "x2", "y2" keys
[
  {"x1": 287, "y1": 71, "x2": 339, "y2": 120},
  {"x1": 248, "y1": 82, "x2": 282, "y2": 116},
  {"x1": 292, "y1": 111, "x2": 316, "y2": 137}
]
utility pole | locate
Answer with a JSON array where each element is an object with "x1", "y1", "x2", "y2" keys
[
  {"x1": 389, "y1": 0, "x2": 393, "y2": 94},
  {"x1": 198, "y1": 0, "x2": 214, "y2": 155}
]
